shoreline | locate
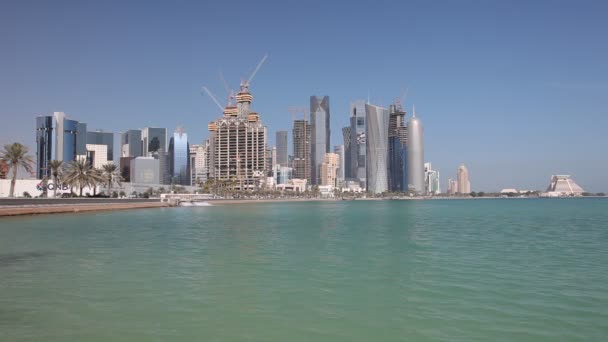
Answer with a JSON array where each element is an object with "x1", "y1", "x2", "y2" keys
[{"x1": 0, "y1": 201, "x2": 169, "y2": 217}]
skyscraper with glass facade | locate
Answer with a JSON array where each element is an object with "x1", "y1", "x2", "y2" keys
[
  {"x1": 365, "y1": 104, "x2": 389, "y2": 194},
  {"x1": 310, "y1": 96, "x2": 330, "y2": 185},
  {"x1": 276, "y1": 130, "x2": 288, "y2": 166},
  {"x1": 168, "y1": 127, "x2": 190, "y2": 186},
  {"x1": 350, "y1": 100, "x2": 366, "y2": 189},
  {"x1": 87, "y1": 130, "x2": 114, "y2": 162},
  {"x1": 35, "y1": 112, "x2": 83, "y2": 179}
]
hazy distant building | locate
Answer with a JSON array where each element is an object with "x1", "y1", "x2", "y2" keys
[
  {"x1": 406, "y1": 106, "x2": 425, "y2": 195},
  {"x1": 365, "y1": 104, "x2": 389, "y2": 194},
  {"x1": 388, "y1": 103, "x2": 407, "y2": 192},
  {"x1": 320, "y1": 152, "x2": 340, "y2": 187},
  {"x1": 35, "y1": 112, "x2": 84, "y2": 179},
  {"x1": 424, "y1": 162, "x2": 440, "y2": 195},
  {"x1": 447, "y1": 178, "x2": 458, "y2": 195},
  {"x1": 544, "y1": 175, "x2": 584, "y2": 196},
  {"x1": 350, "y1": 100, "x2": 367, "y2": 188},
  {"x1": 276, "y1": 130, "x2": 288, "y2": 166},
  {"x1": 130, "y1": 157, "x2": 160, "y2": 185},
  {"x1": 334, "y1": 145, "x2": 345, "y2": 186},
  {"x1": 292, "y1": 119, "x2": 311, "y2": 182},
  {"x1": 86, "y1": 130, "x2": 114, "y2": 162},
  {"x1": 275, "y1": 165, "x2": 293, "y2": 185},
  {"x1": 168, "y1": 126, "x2": 190, "y2": 186},
  {"x1": 457, "y1": 164, "x2": 471, "y2": 194},
  {"x1": 341, "y1": 126, "x2": 351, "y2": 179},
  {"x1": 310, "y1": 96, "x2": 330, "y2": 185}
]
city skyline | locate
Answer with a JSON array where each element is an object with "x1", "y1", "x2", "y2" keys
[{"x1": 1, "y1": 1, "x2": 607, "y2": 191}]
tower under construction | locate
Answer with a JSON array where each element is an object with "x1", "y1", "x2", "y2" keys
[{"x1": 204, "y1": 56, "x2": 268, "y2": 189}]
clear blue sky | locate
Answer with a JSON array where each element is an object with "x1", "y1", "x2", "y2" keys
[{"x1": 1, "y1": 0, "x2": 607, "y2": 192}]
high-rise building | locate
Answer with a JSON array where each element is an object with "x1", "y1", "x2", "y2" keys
[
  {"x1": 85, "y1": 144, "x2": 108, "y2": 169},
  {"x1": 447, "y1": 178, "x2": 458, "y2": 195},
  {"x1": 350, "y1": 100, "x2": 366, "y2": 188},
  {"x1": 141, "y1": 127, "x2": 167, "y2": 157},
  {"x1": 35, "y1": 112, "x2": 84, "y2": 179},
  {"x1": 207, "y1": 83, "x2": 267, "y2": 188},
  {"x1": 365, "y1": 104, "x2": 389, "y2": 194},
  {"x1": 276, "y1": 131, "x2": 288, "y2": 167},
  {"x1": 86, "y1": 130, "x2": 114, "y2": 162},
  {"x1": 310, "y1": 96, "x2": 330, "y2": 185},
  {"x1": 121, "y1": 129, "x2": 142, "y2": 158},
  {"x1": 292, "y1": 119, "x2": 311, "y2": 182},
  {"x1": 424, "y1": 162, "x2": 441, "y2": 195},
  {"x1": 76, "y1": 123, "x2": 87, "y2": 156},
  {"x1": 406, "y1": 106, "x2": 425, "y2": 195},
  {"x1": 388, "y1": 103, "x2": 408, "y2": 192},
  {"x1": 341, "y1": 126, "x2": 351, "y2": 179},
  {"x1": 320, "y1": 152, "x2": 340, "y2": 187},
  {"x1": 334, "y1": 145, "x2": 345, "y2": 187},
  {"x1": 457, "y1": 164, "x2": 471, "y2": 194},
  {"x1": 189, "y1": 141, "x2": 208, "y2": 186},
  {"x1": 168, "y1": 126, "x2": 190, "y2": 186}
]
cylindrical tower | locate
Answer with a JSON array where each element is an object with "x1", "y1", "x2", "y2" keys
[{"x1": 406, "y1": 106, "x2": 425, "y2": 195}]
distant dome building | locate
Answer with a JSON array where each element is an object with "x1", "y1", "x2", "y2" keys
[{"x1": 544, "y1": 175, "x2": 585, "y2": 197}]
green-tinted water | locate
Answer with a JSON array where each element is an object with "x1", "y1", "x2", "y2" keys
[{"x1": 1, "y1": 199, "x2": 607, "y2": 341}]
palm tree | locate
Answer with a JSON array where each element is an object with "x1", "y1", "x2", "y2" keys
[
  {"x1": 47, "y1": 160, "x2": 63, "y2": 198},
  {"x1": 101, "y1": 163, "x2": 122, "y2": 196},
  {"x1": 0, "y1": 143, "x2": 34, "y2": 197},
  {"x1": 64, "y1": 159, "x2": 104, "y2": 197}
]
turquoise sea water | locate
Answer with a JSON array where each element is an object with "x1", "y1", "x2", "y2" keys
[{"x1": 1, "y1": 198, "x2": 607, "y2": 341}]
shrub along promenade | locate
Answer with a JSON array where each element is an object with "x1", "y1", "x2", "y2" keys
[{"x1": 0, "y1": 198, "x2": 168, "y2": 217}]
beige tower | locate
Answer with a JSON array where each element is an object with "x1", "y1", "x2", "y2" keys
[{"x1": 457, "y1": 164, "x2": 471, "y2": 194}]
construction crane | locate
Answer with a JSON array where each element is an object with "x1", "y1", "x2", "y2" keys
[
  {"x1": 240, "y1": 53, "x2": 268, "y2": 91},
  {"x1": 219, "y1": 69, "x2": 235, "y2": 106},
  {"x1": 201, "y1": 86, "x2": 224, "y2": 112}
]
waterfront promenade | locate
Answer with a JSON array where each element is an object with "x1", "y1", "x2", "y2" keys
[{"x1": 0, "y1": 198, "x2": 167, "y2": 217}]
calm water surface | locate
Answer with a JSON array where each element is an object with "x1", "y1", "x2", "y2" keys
[{"x1": 1, "y1": 198, "x2": 607, "y2": 341}]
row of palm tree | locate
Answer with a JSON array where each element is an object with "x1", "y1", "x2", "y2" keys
[
  {"x1": 48, "y1": 159, "x2": 123, "y2": 197},
  {"x1": 1, "y1": 142, "x2": 123, "y2": 198}
]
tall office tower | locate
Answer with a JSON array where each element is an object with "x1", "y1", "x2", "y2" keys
[
  {"x1": 457, "y1": 164, "x2": 471, "y2": 194},
  {"x1": 141, "y1": 127, "x2": 167, "y2": 157},
  {"x1": 365, "y1": 104, "x2": 389, "y2": 194},
  {"x1": 35, "y1": 112, "x2": 84, "y2": 179},
  {"x1": 341, "y1": 126, "x2": 351, "y2": 179},
  {"x1": 406, "y1": 106, "x2": 425, "y2": 195},
  {"x1": 156, "y1": 150, "x2": 171, "y2": 185},
  {"x1": 310, "y1": 96, "x2": 330, "y2": 185},
  {"x1": 424, "y1": 162, "x2": 441, "y2": 195},
  {"x1": 120, "y1": 129, "x2": 142, "y2": 181},
  {"x1": 189, "y1": 141, "x2": 209, "y2": 186},
  {"x1": 87, "y1": 130, "x2": 114, "y2": 162},
  {"x1": 121, "y1": 130, "x2": 142, "y2": 158},
  {"x1": 207, "y1": 83, "x2": 267, "y2": 189},
  {"x1": 334, "y1": 145, "x2": 345, "y2": 186},
  {"x1": 76, "y1": 123, "x2": 88, "y2": 157},
  {"x1": 276, "y1": 131, "x2": 288, "y2": 166},
  {"x1": 266, "y1": 146, "x2": 277, "y2": 178},
  {"x1": 388, "y1": 103, "x2": 408, "y2": 192},
  {"x1": 320, "y1": 152, "x2": 340, "y2": 186},
  {"x1": 292, "y1": 119, "x2": 311, "y2": 181},
  {"x1": 350, "y1": 100, "x2": 367, "y2": 188},
  {"x1": 168, "y1": 126, "x2": 190, "y2": 186}
]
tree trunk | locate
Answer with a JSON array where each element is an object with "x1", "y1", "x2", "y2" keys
[
  {"x1": 9, "y1": 165, "x2": 17, "y2": 197},
  {"x1": 53, "y1": 176, "x2": 58, "y2": 198},
  {"x1": 80, "y1": 185, "x2": 83, "y2": 197}
]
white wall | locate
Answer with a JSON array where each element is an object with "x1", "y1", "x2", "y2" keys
[{"x1": 0, "y1": 179, "x2": 99, "y2": 198}]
